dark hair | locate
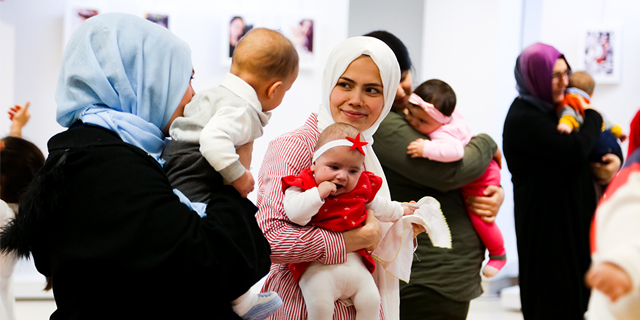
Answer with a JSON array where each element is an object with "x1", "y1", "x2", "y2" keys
[
  {"x1": 412, "y1": 79, "x2": 457, "y2": 117},
  {"x1": 0, "y1": 136, "x2": 45, "y2": 203},
  {"x1": 364, "y1": 30, "x2": 412, "y2": 72}
]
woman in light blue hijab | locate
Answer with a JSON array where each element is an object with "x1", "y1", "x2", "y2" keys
[
  {"x1": 56, "y1": 12, "x2": 194, "y2": 161},
  {"x1": 0, "y1": 13, "x2": 271, "y2": 319}
]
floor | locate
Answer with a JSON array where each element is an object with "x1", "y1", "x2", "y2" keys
[{"x1": 14, "y1": 296, "x2": 523, "y2": 319}]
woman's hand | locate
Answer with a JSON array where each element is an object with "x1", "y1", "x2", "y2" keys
[
  {"x1": 465, "y1": 185, "x2": 504, "y2": 223},
  {"x1": 9, "y1": 102, "x2": 30, "y2": 137},
  {"x1": 344, "y1": 210, "x2": 382, "y2": 252},
  {"x1": 591, "y1": 154, "x2": 621, "y2": 186},
  {"x1": 493, "y1": 147, "x2": 503, "y2": 169},
  {"x1": 411, "y1": 224, "x2": 426, "y2": 238},
  {"x1": 586, "y1": 262, "x2": 632, "y2": 302}
]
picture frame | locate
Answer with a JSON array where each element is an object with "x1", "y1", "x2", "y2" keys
[
  {"x1": 144, "y1": 12, "x2": 170, "y2": 29},
  {"x1": 281, "y1": 15, "x2": 318, "y2": 70},
  {"x1": 578, "y1": 24, "x2": 622, "y2": 84},
  {"x1": 63, "y1": 1, "x2": 102, "y2": 47},
  {"x1": 220, "y1": 11, "x2": 260, "y2": 65}
]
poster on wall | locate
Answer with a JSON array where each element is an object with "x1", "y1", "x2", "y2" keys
[
  {"x1": 580, "y1": 25, "x2": 622, "y2": 84},
  {"x1": 144, "y1": 12, "x2": 170, "y2": 29},
  {"x1": 282, "y1": 16, "x2": 317, "y2": 69},
  {"x1": 220, "y1": 9, "x2": 319, "y2": 69},
  {"x1": 64, "y1": 2, "x2": 102, "y2": 47},
  {"x1": 222, "y1": 13, "x2": 258, "y2": 63}
]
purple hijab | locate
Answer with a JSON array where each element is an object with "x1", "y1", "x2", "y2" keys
[{"x1": 514, "y1": 42, "x2": 570, "y2": 111}]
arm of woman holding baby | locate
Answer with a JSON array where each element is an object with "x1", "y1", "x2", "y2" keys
[
  {"x1": 257, "y1": 133, "x2": 382, "y2": 265},
  {"x1": 374, "y1": 113, "x2": 502, "y2": 222},
  {"x1": 374, "y1": 113, "x2": 497, "y2": 192}
]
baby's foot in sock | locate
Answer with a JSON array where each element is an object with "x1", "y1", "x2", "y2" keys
[
  {"x1": 235, "y1": 292, "x2": 283, "y2": 320},
  {"x1": 482, "y1": 256, "x2": 507, "y2": 278}
]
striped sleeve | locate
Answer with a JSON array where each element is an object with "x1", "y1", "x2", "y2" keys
[{"x1": 256, "y1": 122, "x2": 346, "y2": 265}]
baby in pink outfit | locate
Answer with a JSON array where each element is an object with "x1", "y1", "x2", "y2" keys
[{"x1": 405, "y1": 79, "x2": 506, "y2": 277}]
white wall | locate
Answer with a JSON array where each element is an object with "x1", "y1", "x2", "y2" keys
[
  {"x1": 0, "y1": 0, "x2": 65, "y2": 153},
  {"x1": 348, "y1": 0, "x2": 424, "y2": 79},
  {"x1": 0, "y1": 13, "x2": 15, "y2": 136}
]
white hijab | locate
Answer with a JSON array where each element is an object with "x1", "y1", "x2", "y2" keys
[
  {"x1": 317, "y1": 36, "x2": 401, "y2": 320},
  {"x1": 317, "y1": 36, "x2": 400, "y2": 201}
]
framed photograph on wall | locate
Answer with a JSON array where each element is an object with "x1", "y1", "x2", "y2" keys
[
  {"x1": 64, "y1": 2, "x2": 102, "y2": 47},
  {"x1": 579, "y1": 25, "x2": 622, "y2": 84},
  {"x1": 281, "y1": 15, "x2": 318, "y2": 69},
  {"x1": 220, "y1": 12, "x2": 260, "y2": 65},
  {"x1": 145, "y1": 12, "x2": 169, "y2": 29}
]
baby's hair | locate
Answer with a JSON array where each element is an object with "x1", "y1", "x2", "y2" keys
[
  {"x1": 569, "y1": 71, "x2": 595, "y2": 96},
  {"x1": 0, "y1": 136, "x2": 45, "y2": 203},
  {"x1": 412, "y1": 79, "x2": 457, "y2": 117},
  {"x1": 231, "y1": 28, "x2": 299, "y2": 82},
  {"x1": 315, "y1": 123, "x2": 361, "y2": 152}
]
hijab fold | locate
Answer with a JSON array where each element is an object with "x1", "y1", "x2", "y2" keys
[
  {"x1": 514, "y1": 42, "x2": 569, "y2": 113},
  {"x1": 55, "y1": 13, "x2": 192, "y2": 162}
]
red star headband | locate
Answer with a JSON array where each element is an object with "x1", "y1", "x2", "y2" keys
[{"x1": 312, "y1": 132, "x2": 369, "y2": 162}]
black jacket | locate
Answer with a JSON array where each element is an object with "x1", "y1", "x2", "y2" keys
[
  {"x1": 503, "y1": 97, "x2": 603, "y2": 319},
  {"x1": 2, "y1": 124, "x2": 271, "y2": 319}
]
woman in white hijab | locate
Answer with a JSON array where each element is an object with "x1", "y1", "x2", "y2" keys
[{"x1": 256, "y1": 36, "x2": 409, "y2": 320}]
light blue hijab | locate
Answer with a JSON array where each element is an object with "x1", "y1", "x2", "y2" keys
[{"x1": 55, "y1": 13, "x2": 192, "y2": 162}]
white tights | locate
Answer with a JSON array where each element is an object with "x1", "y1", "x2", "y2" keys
[{"x1": 299, "y1": 253, "x2": 380, "y2": 320}]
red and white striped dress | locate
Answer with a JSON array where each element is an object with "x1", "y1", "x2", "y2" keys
[{"x1": 256, "y1": 113, "x2": 385, "y2": 319}]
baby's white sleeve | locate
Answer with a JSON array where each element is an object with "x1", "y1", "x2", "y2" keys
[
  {"x1": 366, "y1": 197, "x2": 404, "y2": 222},
  {"x1": 200, "y1": 106, "x2": 255, "y2": 183},
  {"x1": 284, "y1": 186, "x2": 325, "y2": 226}
]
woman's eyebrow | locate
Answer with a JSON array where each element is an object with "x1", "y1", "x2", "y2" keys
[
  {"x1": 338, "y1": 76, "x2": 355, "y2": 84},
  {"x1": 339, "y1": 76, "x2": 383, "y2": 88}
]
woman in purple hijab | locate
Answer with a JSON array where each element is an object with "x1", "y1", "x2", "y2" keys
[{"x1": 502, "y1": 43, "x2": 620, "y2": 320}]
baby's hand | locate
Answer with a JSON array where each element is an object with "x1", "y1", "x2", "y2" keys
[
  {"x1": 586, "y1": 262, "x2": 632, "y2": 302},
  {"x1": 407, "y1": 139, "x2": 425, "y2": 158},
  {"x1": 8, "y1": 101, "x2": 30, "y2": 124},
  {"x1": 231, "y1": 170, "x2": 254, "y2": 198},
  {"x1": 557, "y1": 122, "x2": 572, "y2": 134},
  {"x1": 317, "y1": 181, "x2": 337, "y2": 199},
  {"x1": 619, "y1": 133, "x2": 628, "y2": 143},
  {"x1": 402, "y1": 204, "x2": 417, "y2": 216}
]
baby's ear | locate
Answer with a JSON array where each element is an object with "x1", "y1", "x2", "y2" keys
[
  {"x1": 310, "y1": 161, "x2": 316, "y2": 172},
  {"x1": 267, "y1": 80, "x2": 283, "y2": 98}
]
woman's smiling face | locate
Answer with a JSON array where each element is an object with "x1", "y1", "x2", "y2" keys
[{"x1": 329, "y1": 55, "x2": 385, "y2": 132}]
